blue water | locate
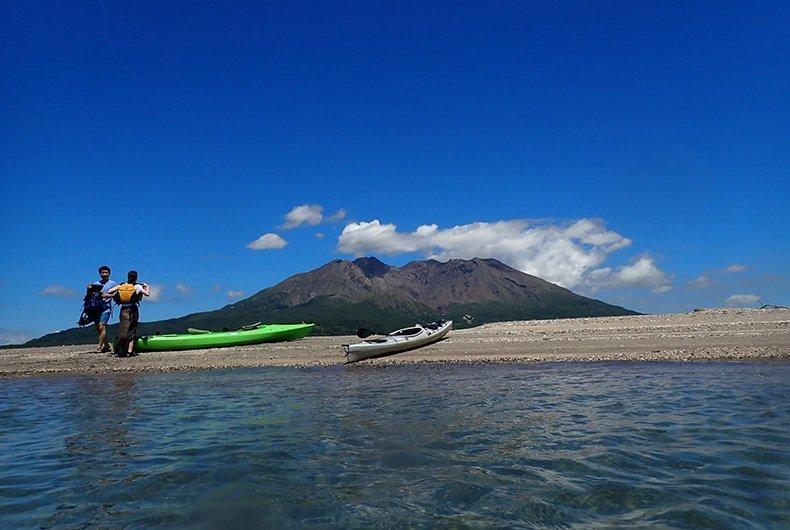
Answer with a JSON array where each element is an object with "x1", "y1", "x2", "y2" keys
[{"x1": 1, "y1": 362, "x2": 788, "y2": 529}]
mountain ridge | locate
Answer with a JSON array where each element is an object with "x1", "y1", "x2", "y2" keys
[{"x1": 20, "y1": 257, "x2": 639, "y2": 347}]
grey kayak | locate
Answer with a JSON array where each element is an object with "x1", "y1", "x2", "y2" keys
[{"x1": 343, "y1": 320, "x2": 453, "y2": 363}]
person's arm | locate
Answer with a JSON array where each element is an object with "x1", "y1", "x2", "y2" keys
[
  {"x1": 103, "y1": 284, "x2": 120, "y2": 298},
  {"x1": 140, "y1": 283, "x2": 150, "y2": 297}
]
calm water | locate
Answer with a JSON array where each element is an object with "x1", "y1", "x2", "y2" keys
[{"x1": 1, "y1": 362, "x2": 788, "y2": 529}]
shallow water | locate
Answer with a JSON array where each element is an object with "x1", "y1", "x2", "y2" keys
[{"x1": 1, "y1": 362, "x2": 788, "y2": 528}]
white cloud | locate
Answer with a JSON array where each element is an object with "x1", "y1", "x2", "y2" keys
[
  {"x1": 328, "y1": 208, "x2": 347, "y2": 222},
  {"x1": 247, "y1": 233, "x2": 288, "y2": 250},
  {"x1": 586, "y1": 255, "x2": 673, "y2": 293},
  {"x1": 0, "y1": 330, "x2": 30, "y2": 345},
  {"x1": 281, "y1": 204, "x2": 347, "y2": 229},
  {"x1": 227, "y1": 290, "x2": 245, "y2": 299},
  {"x1": 147, "y1": 284, "x2": 164, "y2": 302},
  {"x1": 337, "y1": 217, "x2": 650, "y2": 290},
  {"x1": 688, "y1": 274, "x2": 716, "y2": 289},
  {"x1": 726, "y1": 294, "x2": 760, "y2": 306},
  {"x1": 688, "y1": 263, "x2": 748, "y2": 290},
  {"x1": 283, "y1": 204, "x2": 324, "y2": 229},
  {"x1": 141, "y1": 283, "x2": 191, "y2": 303},
  {"x1": 42, "y1": 285, "x2": 77, "y2": 298},
  {"x1": 315, "y1": 232, "x2": 325, "y2": 238},
  {"x1": 338, "y1": 219, "x2": 427, "y2": 255}
]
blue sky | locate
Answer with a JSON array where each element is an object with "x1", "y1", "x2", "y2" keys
[{"x1": 1, "y1": 1, "x2": 788, "y2": 344}]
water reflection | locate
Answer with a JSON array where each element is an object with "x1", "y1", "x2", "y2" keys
[
  {"x1": 0, "y1": 362, "x2": 788, "y2": 528},
  {"x1": 66, "y1": 376, "x2": 139, "y2": 456}
]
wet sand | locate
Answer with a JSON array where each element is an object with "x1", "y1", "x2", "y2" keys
[{"x1": 2, "y1": 308, "x2": 788, "y2": 376}]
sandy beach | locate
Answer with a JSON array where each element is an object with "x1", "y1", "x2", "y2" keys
[{"x1": 2, "y1": 308, "x2": 787, "y2": 377}]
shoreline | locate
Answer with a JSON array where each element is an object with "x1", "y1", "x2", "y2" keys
[{"x1": 2, "y1": 308, "x2": 788, "y2": 377}]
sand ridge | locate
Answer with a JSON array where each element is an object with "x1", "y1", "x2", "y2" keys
[{"x1": 1, "y1": 308, "x2": 787, "y2": 377}]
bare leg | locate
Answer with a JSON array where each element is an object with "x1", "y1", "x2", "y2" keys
[
  {"x1": 98, "y1": 322, "x2": 108, "y2": 351},
  {"x1": 94, "y1": 322, "x2": 103, "y2": 351}
]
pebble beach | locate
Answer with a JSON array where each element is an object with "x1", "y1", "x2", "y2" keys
[{"x1": 2, "y1": 308, "x2": 787, "y2": 377}]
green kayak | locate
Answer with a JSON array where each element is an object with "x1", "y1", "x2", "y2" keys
[{"x1": 135, "y1": 323, "x2": 314, "y2": 352}]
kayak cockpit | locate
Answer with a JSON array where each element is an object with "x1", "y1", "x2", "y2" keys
[{"x1": 390, "y1": 327, "x2": 423, "y2": 336}]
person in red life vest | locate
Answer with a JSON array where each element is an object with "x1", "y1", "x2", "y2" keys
[{"x1": 104, "y1": 270, "x2": 150, "y2": 357}]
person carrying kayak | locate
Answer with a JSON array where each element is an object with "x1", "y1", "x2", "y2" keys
[
  {"x1": 85, "y1": 265, "x2": 117, "y2": 353},
  {"x1": 104, "y1": 270, "x2": 150, "y2": 357}
]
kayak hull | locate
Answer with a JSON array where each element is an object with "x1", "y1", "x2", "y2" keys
[
  {"x1": 343, "y1": 321, "x2": 452, "y2": 363},
  {"x1": 135, "y1": 323, "x2": 314, "y2": 352}
]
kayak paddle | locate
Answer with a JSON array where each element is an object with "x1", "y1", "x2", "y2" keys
[{"x1": 356, "y1": 328, "x2": 387, "y2": 338}]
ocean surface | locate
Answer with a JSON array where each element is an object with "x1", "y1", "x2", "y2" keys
[{"x1": 1, "y1": 362, "x2": 788, "y2": 529}]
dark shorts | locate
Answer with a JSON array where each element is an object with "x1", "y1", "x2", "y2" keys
[{"x1": 118, "y1": 304, "x2": 139, "y2": 344}]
